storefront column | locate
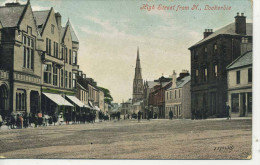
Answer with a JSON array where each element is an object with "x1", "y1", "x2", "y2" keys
[
  {"x1": 245, "y1": 93, "x2": 248, "y2": 116},
  {"x1": 26, "y1": 89, "x2": 31, "y2": 114}
]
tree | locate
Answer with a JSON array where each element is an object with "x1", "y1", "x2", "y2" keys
[{"x1": 98, "y1": 86, "x2": 113, "y2": 104}]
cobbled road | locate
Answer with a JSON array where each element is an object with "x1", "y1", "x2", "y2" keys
[{"x1": 0, "y1": 119, "x2": 252, "y2": 159}]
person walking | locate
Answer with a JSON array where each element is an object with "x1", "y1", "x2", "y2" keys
[
  {"x1": 137, "y1": 111, "x2": 141, "y2": 122},
  {"x1": 0, "y1": 114, "x2": 3, "y2": 129},
  {"x1": 169, "y1": 110, "x2": 173, "y2": 120},
  {"x1": 226, "y1": 103, "x2": 231, "y2": 120}
]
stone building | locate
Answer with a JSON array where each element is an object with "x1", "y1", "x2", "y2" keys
[
  {"x1": 0, "y1": 1, "x2": 42, "y2": 119},
  {"x1": 227, "y1": 51, "x2": 252, "y2": 117},
  {"x1": 33, "y1": 5, "x2": 80, "y2": 117},
  {"x1": 189, "y1": 13, "x2": 252, "y2": 118},
  {"x1": 165, "y1": 70, "x2": 191, "y2": 119},
  {"x1": 148, "y1": 76, "x2": 172, "y2": 119},
  {"x1": 99, "y1": 89, "x2": 105, "y2": 113},
  {"x1": 132, "y1": 47, "x2": 144, "y2": 104}
]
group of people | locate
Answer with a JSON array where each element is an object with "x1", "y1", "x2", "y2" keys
[{"x1": 0, "y1": 112, "x2": 43, "y2": 129}]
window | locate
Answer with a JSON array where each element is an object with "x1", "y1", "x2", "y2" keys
[
  {"x1": 23, "y1": 35, "x2": 34, "y2": 69},
  {"x1": 203, "y1": 68, "x2": 208, "y2": 82},
  {"x1": 65, "y1": 71, "x2": 68, "y2": 88},
  {"x1": 72, "y1": 73, "x2": 76, "y2": 88},
  {"x1": 51, "y1": 24, "x2": 55, "y2": 34},
  {"x1": 213, "y1": 64, "x2": 218, "y2": 78},
  {"x1": 73, "y1": 51, "x2": 77, "y2": 65},
  {"x1": 179, "y1": 89, "x2": 181, "y2": 98},
  {"x1": 56, "y1": 43, "x2": 58, "y2": 58},
  {"x1": 248, "y1": 68, "x2": 252, "y2": 83},
  {"x1": 46, "y1": 38, "x2": 49, "y2": 54},
  {"x1": 167, "y1": 92, "x2": 169, "y2": 100},
  {"x1": 194, "y1": 50, "x2": 198, "y2": 60},
  {"x1": 65, "y1": 48, "x2": 68, "y2": 63},
  {"x1": 242, "y1": 37, "x2": 248, "y2": 43},
  {"x1": 44, "y1": 64, "x2": 52, "y2": 84},
  {"x1": 214, "y1": 44, "x2": 217, "y2": 51},
  {"x1": 61, "y1": 47, "x2": 64, "y2": 59},
  {"x1": 195, "y1": 69, "x2": 199, "y2": 83},
  {"x1": 53, "y1": 66, "x2": 58, "y2": 86},
  {"x1": 204, "y1": 47, "x2": 207, "y2": 58},
  {"x1": 16, "y1": 90, "x2": 26, "y2": 111},
  {"x1": 175, "y1": 90, "x2": 176, "y2": 99},
  {"x1": 49, "y1": 39, "x2": 51, "y2": 56},
  {"x1": 60, "y1": 69, "x2": 64, "y2": 87},
  {"x1": 236, "y1": 70, "x2": 240, "y2": 84},
  {"x1": 69, "y1": 49, "x2": 72, "y2": 64}
]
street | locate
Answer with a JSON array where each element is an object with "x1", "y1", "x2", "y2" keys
[{"x1": 0, "y1": 119, "x2": 252, "y2": 159}]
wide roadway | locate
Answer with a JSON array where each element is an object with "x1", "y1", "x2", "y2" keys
[{"x1": 0, "y1": 118, "x2": 252, "y2": 159}]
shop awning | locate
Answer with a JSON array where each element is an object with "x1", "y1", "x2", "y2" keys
[
  {"x1": 42, "y1": 93, "x2": 73, "y2": 106},
  {"x1": 88, "y1": 101, "x2": 94, "y2": 108},
  {"x1": 94, "y1": 106, "x2": 101, "y2": 111},
  {"x1": 66, "y1": 95, "x2": 86, "y2": 108}
]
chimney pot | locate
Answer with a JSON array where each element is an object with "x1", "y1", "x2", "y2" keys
[
  {"x1": 241, "y1": 13, "x2": 244, "y2": 16},
  {"x1": 237, "y1": 12, "x2": 240, "y2": 16}
]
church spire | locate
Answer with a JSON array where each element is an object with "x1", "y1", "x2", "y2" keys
[{"x1": 132, "y1": 47, "x2": 144, "y2": 104}]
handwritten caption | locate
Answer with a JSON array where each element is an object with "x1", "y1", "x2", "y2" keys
[
  {"x1": 214, "y1": 144, "x2": 234, "y2": 153},
  {"x1": 140, "y1": 4, "x2": 231, "y2": 11}
]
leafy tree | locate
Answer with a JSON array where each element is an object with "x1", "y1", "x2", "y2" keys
[{"x1": 98, "y1": 86, "x2": 113, "y2": 104}]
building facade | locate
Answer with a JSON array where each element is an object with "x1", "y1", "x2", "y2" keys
[
  {"x1": 148, "y1": 76, "x2": 172, "y2": 119},
  {"x1": 0, "y1": 1, "x2": 42, "y2": 119},
  {"x1": 189, "y1": 13, "x2": 252, "y2": 118},
  {"x1": 227, "y1": 51, "x2": 252, "y2": 117},
  {"x1": 165, "y1": 70, "x2": 191, "y2": 119}
]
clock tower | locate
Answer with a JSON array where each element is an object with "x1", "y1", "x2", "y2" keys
[{"x1": 132, "y1": 47, "x2": 144, "y2": 104}]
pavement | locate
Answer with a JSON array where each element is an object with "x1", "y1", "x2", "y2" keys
[{"x1": 0, "y1": 118, "x2": 252, "y2": 159}]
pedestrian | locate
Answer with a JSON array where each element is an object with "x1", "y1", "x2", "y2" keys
[
  {"x1": 19, "y1": 114, "x2": 24, "y2": 129},
  {"x1": 0, "y1": 114, "x2": 3, "y2": 129},
  {"x1": 226, "y1": 102, "x2": 231, "y2": 120},
  {"x1": 169, "y1": 110, "x2": 173, "y2": 120},
  {"x1": 138, "y1": 111, "x2": 141, "y2": 122}
]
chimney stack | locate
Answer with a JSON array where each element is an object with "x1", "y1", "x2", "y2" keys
[
  {"x1": 55, "y1": 12, "x2": 62, "y2": 30},
  {"x1": 171, "y1": 70, "x2": 177, "y2": 89},
  {"x1": 177, "y1": 70, "x2": 190, "y2": 81},
  {"x1": 203, "y1": 29, "x2": 213, "y2": 38},
  {"x1": 235, "y1": 12, "x2": 246, "y2": 34}
]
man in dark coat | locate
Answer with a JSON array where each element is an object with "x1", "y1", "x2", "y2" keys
[
  {"x1": 137, "y1": 111, "x2": 141, "y2": 122},
  {"x1": 226, "y1": 103, "x2": 231, "y2": 120},
  {"x1": 169, "y1": 110, "x2": 173, "y2": 120}
]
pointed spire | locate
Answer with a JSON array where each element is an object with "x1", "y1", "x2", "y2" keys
[{"x1": 137, "y1": 46, "x2": 140, "y2": 61}]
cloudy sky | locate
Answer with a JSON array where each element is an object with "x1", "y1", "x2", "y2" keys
[{"x1": 1, "y1": 0, "x2": 253, "y2": 103}]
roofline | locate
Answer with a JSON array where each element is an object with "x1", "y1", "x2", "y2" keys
[
  {"x1": 17, "y1": 1, "x2": 29, "y2": 28},
  {"x1": 227, "y1": 64, "x2": 252, "y2": 71},
  {"x1": 189, "y1": 32, "x2": 253, "y2": 50},
  {"x1": 226, "y1": 51, "x2": 252, "y2": 70},
  {"x1": 40, "y1": 7, "x2": 52, "y2": 36}
]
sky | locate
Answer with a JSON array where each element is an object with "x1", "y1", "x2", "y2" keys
[{"x1": 1, "y1": 0, "x2": 253, "y2": 103}]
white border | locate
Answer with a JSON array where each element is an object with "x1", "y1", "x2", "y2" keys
[{"x1": 1, "y1": 0, "x2": 260, "y2": 165}]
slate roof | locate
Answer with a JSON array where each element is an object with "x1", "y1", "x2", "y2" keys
[
  {"x1": 66, "y1": 20, "x2": 79, "y2": 43},
  {"x1": 227, "y1": 51, "x2": 252, "y2": 70},
  {"x1": 147, "y1": 81, "x2": 170, "y2": 89},
  {"x1": 33, "y1": 10, "x2": 50, "y2": 33},
  {"x1": 166, "y1": 76, "x2": 191, "y2": 90},
  {"x1": 189, "y1": 23, "x2": 253, "y2": 49},
  {"x1": 0, "y1": 4, "x2": 26, "y2": 27},
  {"x1": 176, "y1": 76, "x2": 191, "y2": 88}
]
